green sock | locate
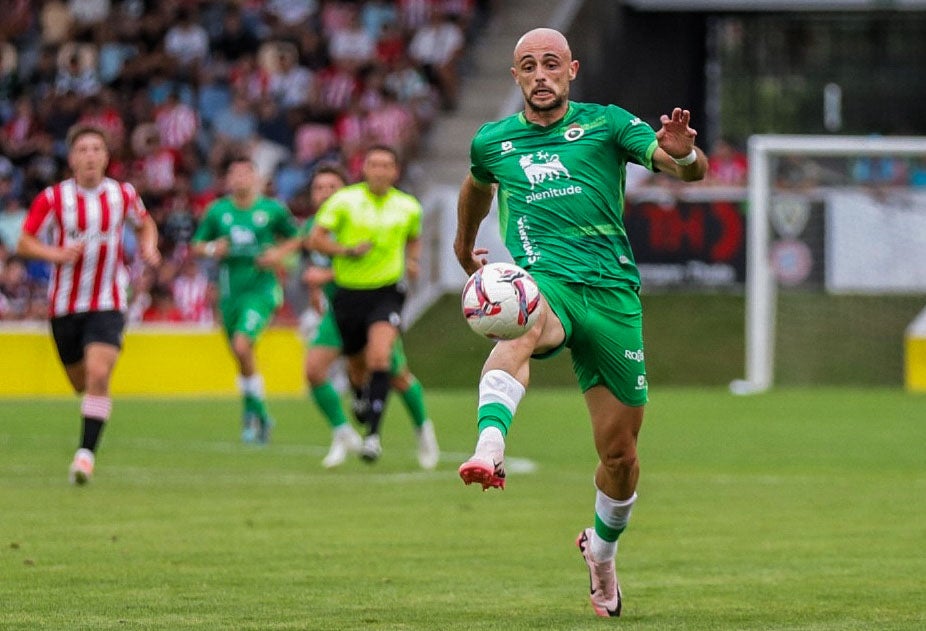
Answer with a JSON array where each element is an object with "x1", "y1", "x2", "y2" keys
[
  {"x1": 476, "y1": 402, "x2": 513, "y2": 436},
  {"x1": 311, "y1": 382, "x2": 349, "y2": 428},
  {"x1": 245, "y1": 393, "x2": 269, "y2": 420},
  {"x1": 400, "y1": 379, "x2": 428, "y2": 428},
  {"x1": 594, "y1": 514, "x2": 626, "y2": 542}
]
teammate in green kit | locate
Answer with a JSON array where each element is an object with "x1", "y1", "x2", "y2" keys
[
  {"x1": 299, "y1": 163, "x2": 439, "y2": 469},
  {"x1": 307, "y1": 145, "x2": 427, "y2": 464},
  {"x1": 453, "y1": 28, "x2": 707, "y2": 617},
  {"x1": 192, "y1": 155, "x2": 301, "y2": 444}
]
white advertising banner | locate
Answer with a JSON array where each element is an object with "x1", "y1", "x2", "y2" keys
[{"x1": 826, "y1": 190, "x2": 926, "y2": 293}]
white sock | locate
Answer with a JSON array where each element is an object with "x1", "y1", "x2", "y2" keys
[
  {"x1": 590, "y1": 490, "x2": 638, "y2": 562},
  {"x1": 478, "y1": 369, "x2": 526, "y2": 411},
  {"x1": 474, "y1": 426, "x2": 505, "y2": 461},
  {"x1": 237, "y1": 374, "x2": 265, "y2": 397}
]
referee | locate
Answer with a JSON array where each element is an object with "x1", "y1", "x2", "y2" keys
[{"x1": 307, "y1": 145, "x2": 422, "y2": 461}]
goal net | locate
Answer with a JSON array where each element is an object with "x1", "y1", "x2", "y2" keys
[{"x1": 732, "y1": 135, "x2": 926, "y2": 393}]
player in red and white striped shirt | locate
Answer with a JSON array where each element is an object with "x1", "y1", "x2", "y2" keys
[{"x1": 17, "y1": 124, "x2": 161, "y2": 485}]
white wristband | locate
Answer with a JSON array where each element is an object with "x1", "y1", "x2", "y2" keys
[
  {"x1": 204, "y1": 241, "x2": 216, "y2": 257},
  {"x1": 671, "y1": 149, "x2": 698, "y2": 166}
]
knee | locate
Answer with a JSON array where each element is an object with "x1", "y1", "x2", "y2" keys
[
  {"x1": 305, "y1": 354, "x2": 331, "y2": 386},
  {"x1": 599, "y1": 442, "x2": 639, "y2": 477},
  {"x1": 232, "y1": 336, "x2": 252, "y2": 360}
]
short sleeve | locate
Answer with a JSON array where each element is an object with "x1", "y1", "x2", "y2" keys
[{"x1": 469, "y1": 123, "x2": 498, "y2": 185}]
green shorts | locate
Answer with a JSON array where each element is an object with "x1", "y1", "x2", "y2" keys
[
  {"x1": 533, "y1": 276, "x2": 648, "y2": 406},
  {"x1": 310, "y1": 309, "x2": 408, "y2": 376},
  {"x1": 220, "y1": 289, "x2": 281, "y2": 341}
]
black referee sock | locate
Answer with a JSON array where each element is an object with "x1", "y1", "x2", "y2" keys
[
  {"x1": 80, "y1": 417, "x2": 105, "y2": 452},
  {"x1": 365, "y1": 370, "x2": 391, "y2": 436}
]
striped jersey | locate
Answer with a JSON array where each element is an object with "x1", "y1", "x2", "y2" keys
[{"x1": 22, "y1": 178, "x2": 149, "y2": 317}]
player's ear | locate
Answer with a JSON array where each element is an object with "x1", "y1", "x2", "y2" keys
[{"x1": 568, "y1": 59, "x2": 579, "y2": 81}]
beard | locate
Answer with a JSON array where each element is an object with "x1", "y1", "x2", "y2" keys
[{"x1": 526, "y1": 91, "x2": 565, "y2": 113}]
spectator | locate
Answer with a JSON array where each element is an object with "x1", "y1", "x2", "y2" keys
[
  {"x1": 154, "y1": 89, "x2": 198, "y2": 150},
  {"x1": 1, "y1": 95, "x2": 53, "y2": 164},
  {"x1": 407, "y1": 8, "x2": 465, "y2": 110},
  {"x1": 172, "y1": 254, "x2": 214, "y2": 325},
  {"x1": 68, "y1": 0, "x2": 111, "y2": 33},
  {"x1": 39, "y1": 0, "x2": 74, "y2": 47},
  {"x1": 0, "y1": 254, "x2": 32, "y2": 319},
  {"x1": 163, "y1": 7, "x2": 210, "y2": 76},
  {"x1": 212, "y1": 6, "x2": 260, "y2": 62},
  {"x1": 375, "y1": 21, "x2": 406, "y2": 68},
  {"x1": 95, "y1": 22, "x2": 138, "y2": 86},
  {"x1": 267, "y1": 42, "x2": 315, "y2": 111},
  {"x1": 210, "y1": 90, "x2": 258, "y2": 164},
  {"x1": 264, "y1": 0, "x2": 318, "y2": 36},
  {"x1": 705, "y1": 138, "x2": 748, "y2": 186},
  {"x1": 55, "y1": 43, "x2": 101, "y2": 97},
  {"x1": 230, "y1": 51, "x2": 271, "y2": 102},
  {"x1": 0, "y1": 189, "x2": 26, "y2": 251},
  {"x1": 327, "y1": 5, "x2": 376, "y2": 70},
  {"x1": 142, "y1": 283, "x2": 184, "y2": 323},
  {"x1": 0, "y1": 42, "x2": 22, "y2": 121},
  {"x1": 76, "y1": 90, "x2": 126, "y2": 151},
  {"x1": 362, "y1": 0, "x2": 399, "y2": 41},
  {"x1": 313, "y1": 60, "x2": 360, "y2": 119}
]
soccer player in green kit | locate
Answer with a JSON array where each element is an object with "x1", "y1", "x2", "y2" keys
[
  {"x1": 453, "y1": 28, "x2": 708, "y2": 617},
  {"x1": 299, "y1": 163, "x2": 439, "y2": 469},
  {"x1": 307, "y1": 145, "x2": 424, "y2": 463},
  {"x1": 192, "y1": 155, "x2": 301, "y2": 444}
]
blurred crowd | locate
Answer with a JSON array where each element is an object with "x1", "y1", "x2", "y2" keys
[
  {"x1": 0, "y1": 0, "x2": 489, "y2": 322},
  {"x1": 2, "y1": 2, "x2": 924, "y2": 323}
]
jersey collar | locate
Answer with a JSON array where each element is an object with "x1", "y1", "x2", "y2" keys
[{"x1": 517, "y1": 102, "x2": 575, "y2": 130}]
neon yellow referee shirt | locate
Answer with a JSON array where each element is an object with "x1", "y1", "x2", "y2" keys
[{"x1": 314, "y1": 182, "x2": 422, "y2": 289}]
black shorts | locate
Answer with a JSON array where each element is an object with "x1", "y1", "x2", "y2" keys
[
  {"x1": 50, "y1": 310, "x2": 126, "y2": 366},
  {"x1": 332, "y1": 284, "x2": 405, "y2": 356}
]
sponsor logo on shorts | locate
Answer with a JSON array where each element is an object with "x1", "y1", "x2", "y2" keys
[{"x1": 625, "y1": 349, "x2": 645, "y2": 362}]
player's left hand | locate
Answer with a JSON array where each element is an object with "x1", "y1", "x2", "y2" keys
[{"x1": 656, "y1": 107, "x2": 698, "y2": 158}]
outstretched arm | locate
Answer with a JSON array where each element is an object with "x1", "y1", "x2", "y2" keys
[
  {"x1": 652, "y1": 107, "x2": 708, "y2": 182},
  {"x1": 454, "y1": 174, "x2": 496, "y2": 275}
]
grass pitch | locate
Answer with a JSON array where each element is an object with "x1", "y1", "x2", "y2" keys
[{"x1": 1, "y1": 388, "x2": 924, "y2": 630}]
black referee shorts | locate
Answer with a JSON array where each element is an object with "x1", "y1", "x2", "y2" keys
[
  {"x1": 332, "y1": 284, "x2": 405, "y2": 356},
  {"x1": 50, "y1": 310, "x2": 126, "y2": 366}
]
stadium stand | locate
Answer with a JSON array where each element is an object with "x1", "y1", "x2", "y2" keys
[{"x1": 0, "y1": 0, "x2": 493, "y2": 323}]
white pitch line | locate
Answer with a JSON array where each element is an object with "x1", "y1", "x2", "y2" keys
[{"x1": 115, "y1": 438, "x2": 540, "y2": 476}]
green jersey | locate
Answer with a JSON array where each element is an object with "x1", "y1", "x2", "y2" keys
[
  {"x1": 470, "y1": 101, "x2": 658, "y2": 287},
  {"x1": 314, "y1": 182, "x2": 421, "y2": 289},
  {"x1": 299, "y1": 215, "x2": 337, "y2": 300},
  {"x1": 193, "y1": 195, "x2": 298, "y2": 300}
]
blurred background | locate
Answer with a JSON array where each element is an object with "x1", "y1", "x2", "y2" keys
[{"x1": 1, "y1": 0, "x2": 925, "y2": 392}]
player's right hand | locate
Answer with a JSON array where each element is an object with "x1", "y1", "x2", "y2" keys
[
  {"x1": 56, "y1": 242, "x2": 84, "y2": 264},
  {"x1": 459, "y1": 247, "x2": 489, "y2": 276}
]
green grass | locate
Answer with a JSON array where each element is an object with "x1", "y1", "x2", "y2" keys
[{"x1": 2, "y1": 389, "x2": 925, "y2": 630}]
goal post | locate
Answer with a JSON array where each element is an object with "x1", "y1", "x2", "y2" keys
[{"x1": 733, "y1": 134, "x2": 926, "y2": 394}]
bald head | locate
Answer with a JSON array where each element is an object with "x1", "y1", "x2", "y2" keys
[
  {"x1": 513, "y1": 28, "x2": 572, "y2": 64},
  {"x1": 510, "y1": 28, "x2": 577, "y2": 124}
]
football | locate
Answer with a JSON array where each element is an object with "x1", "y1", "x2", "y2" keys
[{"x1": 461, "y1": 262, "x2": 542, "y2": 340}]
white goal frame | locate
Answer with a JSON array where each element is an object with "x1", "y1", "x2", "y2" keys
[{"x1": 734, "y1": 134, "x2": 926, "y2": 394}]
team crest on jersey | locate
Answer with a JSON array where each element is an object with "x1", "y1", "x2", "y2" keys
[
  {"x1": 253, "y1": 211, "x2": 269, "y2": 226},
  {"x1": 222, "y1": 213, "x2": 233, "y2": 225},
  {"x1": 518, "y1": 151, "x2": 571, "y2": 189},
  {"x1": 500, "y1": 140, "x2": 516, "y2": 154},
  {"x1": 564, "y1": 125, "x2": 584, "y2": 141}
]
